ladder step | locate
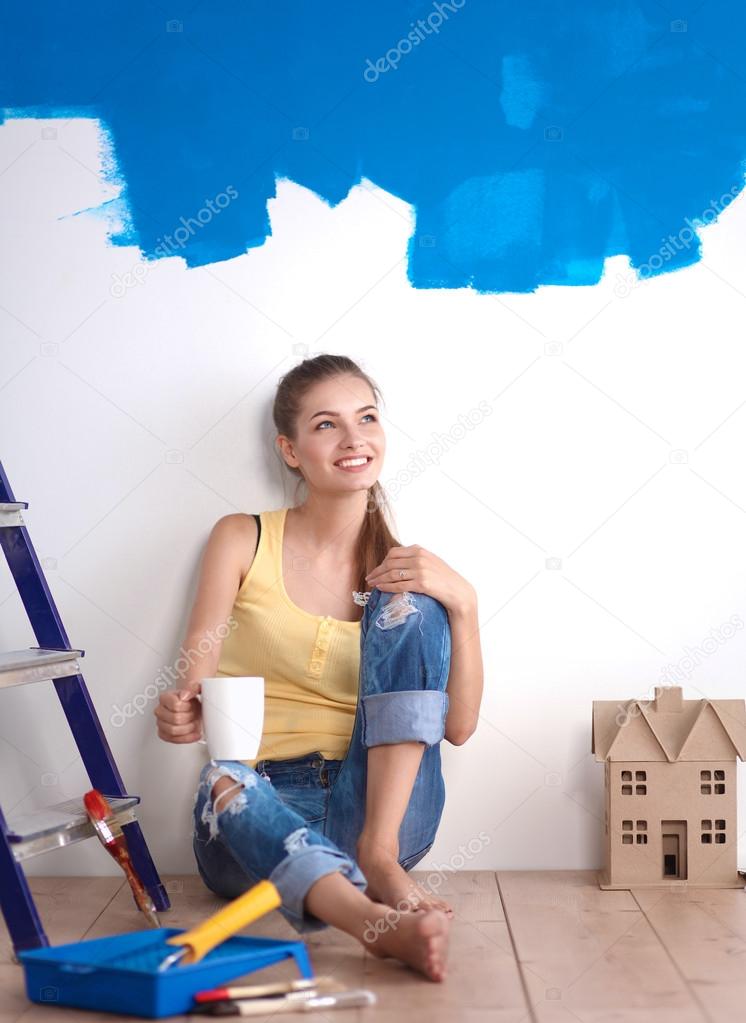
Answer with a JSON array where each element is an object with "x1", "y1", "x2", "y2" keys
[
  {"x1": 0, "y1": 460, "x2": 170, "y2": 950},
  {"x1": 5, "y1": 795, "x2": 141, "y2": 862},
  {"x1": 0, "y1": 648, "x2": 85, "y2": 689},
  {"x1": 0, "y1": 502, "x2": 28, "y2": 527}
]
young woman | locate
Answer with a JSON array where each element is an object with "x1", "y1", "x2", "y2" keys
[{"x1": 154, "y1": 354, "x2": 484, "y2": 982}]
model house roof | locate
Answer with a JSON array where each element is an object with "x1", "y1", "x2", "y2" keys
[{"x1": 592, "y1": 686, "x2": 746, "y2": 763}]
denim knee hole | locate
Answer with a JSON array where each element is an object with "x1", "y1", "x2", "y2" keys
[
  {"x1": 200, "y1": 763, "x2": 257, "y2": 842},
  {"x1": 374, "y1": 592, "x2": 422, "y2": 632}
]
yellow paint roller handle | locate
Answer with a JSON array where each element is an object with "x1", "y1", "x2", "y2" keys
[{"x1": 165, "y1": 879, "x2": 281, "y2": 964}]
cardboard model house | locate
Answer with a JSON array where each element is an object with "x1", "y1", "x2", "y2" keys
[{"x1": 592, "y1": 685, "x2": 746, "y2": 888}]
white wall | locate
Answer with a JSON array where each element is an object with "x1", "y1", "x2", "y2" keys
[{"x1": 1, "y1": 116, "x2": 746, "y2": 878}]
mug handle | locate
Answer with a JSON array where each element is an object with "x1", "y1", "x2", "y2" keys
[{"x1": 193, "y1": 691, "x2": 207, "y2": 745}]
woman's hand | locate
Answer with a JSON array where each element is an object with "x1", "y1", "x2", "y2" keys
[
  {"x1": 154, "y1": 682, "x2": 203, "y2": 743},
  {"x1": 365, "y1": 544, "x2": 476, "y2": 617}
]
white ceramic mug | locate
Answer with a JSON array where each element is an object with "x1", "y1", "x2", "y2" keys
[{"x1": 197, "y1": 676, "x2": 265, "y2": 760}]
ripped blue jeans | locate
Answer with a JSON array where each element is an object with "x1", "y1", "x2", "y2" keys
[{"x1": 191, "y1": 587, "x2": 452, "y2": 934}]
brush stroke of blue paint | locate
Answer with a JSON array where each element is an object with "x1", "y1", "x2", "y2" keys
[{"x1": 1, "y1": 1, "x2": 745, "y2": 293}]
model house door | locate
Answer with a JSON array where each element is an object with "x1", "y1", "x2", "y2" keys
[{"x1": 661, "y1": 821, "x2": 687, "y2": 879}]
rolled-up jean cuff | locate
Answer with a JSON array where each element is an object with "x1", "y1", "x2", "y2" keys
[
  {"x1": 361, "y1": 690, "x2": 449, "y2": 748},
  {"x1": 268, "y1": 845, "x2": 368, "y2": 934}
]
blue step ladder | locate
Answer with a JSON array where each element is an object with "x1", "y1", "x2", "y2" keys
[{"x1": 0, "y1": 460, "x2": 170, "y2": 958}]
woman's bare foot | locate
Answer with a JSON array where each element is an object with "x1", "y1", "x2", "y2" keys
[
  {"x1": 304, "y1": 868, "x2": 450, "y2": 982},
  {"x1": 365, "y1": 906, "x2": 450, "y2": 981},
  {"x1": 357, "y1": 845, "x2": 454, "y2": 917}
]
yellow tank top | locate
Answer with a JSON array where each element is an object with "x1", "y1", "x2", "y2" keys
[{"x1": 214, "y1": 507, "x2": 362, "y2": 768}]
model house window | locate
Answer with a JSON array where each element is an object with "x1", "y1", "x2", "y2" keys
[
  {"x1": 701, "y1": 769, "x2": 726, "y2": 795},
  {"x1": 621, "y1": 819, "x2": 647, "y2": 844},
  {"x1": 701, "y1": 819, "x2": 726, "y2": 844},
  {"x1": 621, "y1": 769, "x2": 646, "y2": 795}
]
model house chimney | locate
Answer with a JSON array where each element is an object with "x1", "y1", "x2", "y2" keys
[{"x1": 653, "y1": 685, "x2": 683, "y2": 712}]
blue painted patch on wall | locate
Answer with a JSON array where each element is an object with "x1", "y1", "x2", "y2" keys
[{"x1": 1, "y1": 0, "x2": 744, "y2": 293}]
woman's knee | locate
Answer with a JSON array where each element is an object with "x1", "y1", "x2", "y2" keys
[
  {"x1": 369, "y1": 589, "x2": 448, "y2": 632},
  {"x1": 211, "y1": 775, "x2": 245, "y2": 813},
  {"x1": 196, "y1": 761, "x2": 262, "y2": 840}
]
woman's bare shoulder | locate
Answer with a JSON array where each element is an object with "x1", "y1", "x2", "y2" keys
[{"x1": 211, "y1": 513, "x2": 260, "y2": 582}]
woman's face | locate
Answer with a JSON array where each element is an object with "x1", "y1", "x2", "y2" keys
[{"x1": 278, "y1": 373, "x2": 385, "y2": 494}]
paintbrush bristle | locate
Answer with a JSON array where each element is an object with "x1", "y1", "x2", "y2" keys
[{"x1": 83, "y1": 789, "x2": 111, "y2": 820}]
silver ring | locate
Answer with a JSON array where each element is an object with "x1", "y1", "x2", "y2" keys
[{"x1": 399, "y1": 569, "x2": 406, "y2": 579}]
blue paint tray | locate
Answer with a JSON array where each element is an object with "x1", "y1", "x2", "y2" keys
[{"x1": 18, "y1": 927, "x2": 314, "y2": 1018}]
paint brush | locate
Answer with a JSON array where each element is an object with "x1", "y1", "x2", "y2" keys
[
  {"x1": 194, "y1": 976, "x2": 337, "y2": 1003},
  {"x1": 190, "y1": 989, "x2": 376, "y2": 1016},
  {"x1": 83, "y1": 789, "x2": 160, "y2": 927}
]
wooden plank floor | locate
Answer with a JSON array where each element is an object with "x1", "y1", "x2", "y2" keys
[{"x1": 3, "y1": 871, "x2": 746, "y2": 1021}]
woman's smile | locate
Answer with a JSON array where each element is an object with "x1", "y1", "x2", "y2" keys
[{"x1": 333, "y1": 455, "x2": 374, "y2": 472}]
